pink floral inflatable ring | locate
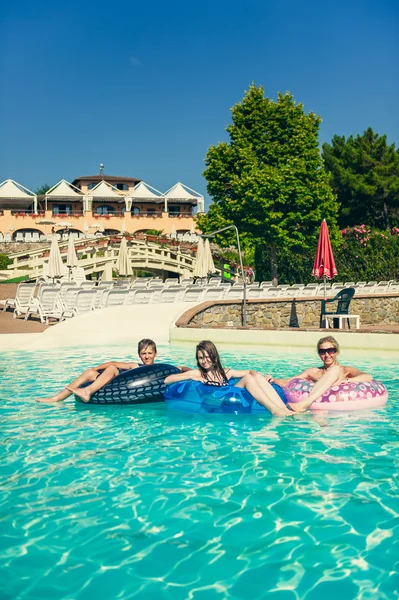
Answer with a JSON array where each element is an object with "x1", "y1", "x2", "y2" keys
[{"x1": 284, "y1": 378, "x2": 388, "y2": 411}]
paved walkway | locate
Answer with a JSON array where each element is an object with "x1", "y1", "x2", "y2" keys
[
  {"x1": 0, "y1": 303, "x2": 198, "y2": 350},
  {"x1": 0, "y1": 309, "x2": 49, "y2": 333}
]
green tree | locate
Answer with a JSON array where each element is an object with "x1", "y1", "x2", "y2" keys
[
  {"x1": 322, "y1": 128, "x2": 399, "y2": 230},
  {"x1": 199, "y1": 84, "x2": 339, "y2": 282},
  {"x1": 35, "y1": 184, "x2": 50, "y2": 195}
]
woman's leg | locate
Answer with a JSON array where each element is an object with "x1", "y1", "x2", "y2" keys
[
  {"x1": 235, "y1": 374, "x2": 292, "y2": 416},
  {"x1": 36, "y1": 368, "x2": 101, "y2": 403},
  {"x1": 288, "y1": 365, "x2": 342, "y2": 412},
  {"x1": 67, "y1": 365, "x2": 119, "y2": 403}
]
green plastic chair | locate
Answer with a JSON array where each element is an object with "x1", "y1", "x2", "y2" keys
[{"x1": 320, "y1": 287, "x2": 355, "y2": 329}]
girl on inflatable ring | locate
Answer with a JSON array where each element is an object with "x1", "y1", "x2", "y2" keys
[
  {"x1": 273, "y1": 336, "x2": 373, "y2": 413},
  {"x1": 164, "y1": 340, "x2": 293, "y2": 417}
]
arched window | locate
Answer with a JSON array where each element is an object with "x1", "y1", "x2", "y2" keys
[
  {"x1": 87, "y1": 182, "x2": 98, "y2": 190},
  {"x1": 131, "y1": 206, "x2": 140, "y2": 215},
  {"x1": 95, "y1": 205, "x2": 114, "y2": 215},
  {"x1": 115, "y1": 183, "x2": 129, "y2": 191}
]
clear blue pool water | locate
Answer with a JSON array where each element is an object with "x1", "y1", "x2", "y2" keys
[{"x1": 1, "y1": 343, "x2": 398, "y2": 600}]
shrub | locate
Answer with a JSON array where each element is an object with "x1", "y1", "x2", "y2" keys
[
  {"x1": 254, "y1": 225, "x2": 399, "y2": 284},
  {"x1": 0, "y1": 254, "x2": 11, "y2": 270}
]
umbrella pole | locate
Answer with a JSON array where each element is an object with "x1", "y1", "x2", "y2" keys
[{"x1": 324, "y1": 276, "x2": 327, "y2": 301}]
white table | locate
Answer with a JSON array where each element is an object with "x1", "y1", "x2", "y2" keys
[{"x1": 324, "y1": 314, "x2": 360, "y2": 329}]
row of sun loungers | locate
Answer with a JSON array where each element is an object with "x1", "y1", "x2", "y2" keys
[
  {"x1": 3, "y1": 278, "x2": 398, "y2": 324},
  {"x1": 112, "y1": 277, "x2": 399, "y2": 296}
]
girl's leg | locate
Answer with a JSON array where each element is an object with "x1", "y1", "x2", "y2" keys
[
  {"x1": 288, "y1": 365, "x2": 342, "y2": 412},
  {"x1": 250, "y1": 372, "x2": 285, "y2": 399},
  {"x1": 36, "y1": 368, "x2": 101, "y2": 403},
  {"x1": 67, "y1": 366, "x2": 119, "y2": 403},
  {"x1": 235, "y1": 374, "x2": 292, "y2": 416}
]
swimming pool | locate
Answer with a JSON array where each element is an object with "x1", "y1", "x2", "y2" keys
[{"x1": 1, "y1": 343, "x2": 398, "y2": 599}]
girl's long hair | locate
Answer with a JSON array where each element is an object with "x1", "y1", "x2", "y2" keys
[{"x1": 196, "y1": 340, "x2": 228, "y2": 382}]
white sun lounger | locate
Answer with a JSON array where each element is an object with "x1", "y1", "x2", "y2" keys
[
  {"x1": 103, "y1": 289, "x2": 128, "y2": 307},
  {"x1": 159, "y1": 287, "x2": 182, "y2": 303},
  {"x1": 202, "y1": 287, "x2": 226, "y2": 301},
  {"x1": 25, "y1": 288, "x2": 63, "y2": 324},
  {"x1": 130, "y1": 289, "x2": 155, "y2": 304},
  {"x1": 225, "y1": 286, "x2": 245, "y2": 299},
  {"x1": 72, "y1": 290, "x2": 97, "y2": 315},
  {"x1": 181, "y1": 286, "x2": 205, "y2": 303},
  {"x1": 2, "y1": 283, "x2": 36, "y2": 318}
]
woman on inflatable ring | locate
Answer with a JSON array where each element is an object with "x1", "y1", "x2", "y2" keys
[
  {"x1": 273, "y1": 335, "x2": 387, "y2": 412},
  {"x1": 164, "y1": 340, "x2": 293, "y2": 417}
]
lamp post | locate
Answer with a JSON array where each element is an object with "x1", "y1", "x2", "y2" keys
[{"x1": 201, "y1": 225, "x2": 247, "y2": 326}]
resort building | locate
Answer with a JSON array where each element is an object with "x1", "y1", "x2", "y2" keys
[{"x1": 0, "y1": 174, "x2": 205, "y2": 242}]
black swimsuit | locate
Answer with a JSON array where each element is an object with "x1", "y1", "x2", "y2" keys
[{"x1": 203, "y1": 370, "x2": 229, "y2": 387}]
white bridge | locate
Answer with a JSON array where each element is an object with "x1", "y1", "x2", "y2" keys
[{"x1": 5, "y1": 236, "x2": 210, "y2": 280}]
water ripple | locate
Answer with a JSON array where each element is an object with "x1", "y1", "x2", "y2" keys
[{"x1": 0, "y1": 344, "x2": 398, "y2": 599}]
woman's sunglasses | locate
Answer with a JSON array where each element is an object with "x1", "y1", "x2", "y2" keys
[{"x1": 318, "y1": 347, "x2": 338, "y2": 356}]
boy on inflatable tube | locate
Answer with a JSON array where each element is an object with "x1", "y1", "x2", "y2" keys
[{"x1": 36, "y1": 339, "x2": 189, "y2": 404}]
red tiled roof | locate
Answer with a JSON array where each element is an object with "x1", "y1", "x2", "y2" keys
[{"x1": 72, "y1": 175, "x2": 141, "y2": 185}]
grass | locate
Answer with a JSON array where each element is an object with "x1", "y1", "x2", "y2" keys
[{"x1": 0, "y1": 275, "x2": 31, "y2": 284}]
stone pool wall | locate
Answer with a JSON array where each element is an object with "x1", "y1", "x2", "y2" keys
[{"x1": 177, "y1": 294, "x2": 399, "y2": 329}]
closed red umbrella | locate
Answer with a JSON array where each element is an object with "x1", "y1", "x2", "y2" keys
[{"x1": 312, "y1": 219, "x2": 337, "y2": 300}]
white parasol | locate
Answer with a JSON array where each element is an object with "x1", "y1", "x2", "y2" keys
[
  {"x1": 56, "y1": 220, "x2": 73, "y2": 228},
  {"x1": 193, "y1": 237, "x2": 207, "y2": 278},
  {"x1": 101, "y1": 261, "x2": 114, "y2": 281},
  {"x1": 48, "y1": 236, "x2": 64, "y2": 280},
  {"x1": 115, "y1": 237, "x2": 133, "y2": 276},
  {"x1": 66, "y1": 236, "x2": 78, "y2": 281},
  {"x1": 204, "y1": 238, "x2": 215, "y2": 274}
]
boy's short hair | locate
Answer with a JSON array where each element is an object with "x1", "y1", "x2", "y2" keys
[{"x1": 138, "y1": 339, "x2": 157, "y2": 354}]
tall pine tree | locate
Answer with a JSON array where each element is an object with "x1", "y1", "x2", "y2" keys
[
  {"x1": 322, "y1": 128, "x2": 399, "y2": 230},
  {"x1": 197, "y1": 85, "x2": 339, "y2": 282}
]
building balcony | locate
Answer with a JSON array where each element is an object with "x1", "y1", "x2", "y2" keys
[
  {"x1": 11, "y1": 210, "x2": 45, "y2": 217},
  {"x1": 0, "y1": 208, "x2": 197, "y2": 242}
]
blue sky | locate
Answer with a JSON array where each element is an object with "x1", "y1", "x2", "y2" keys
[{"x1": 1, "y1": 0, "x2": 398, "y2": 207}]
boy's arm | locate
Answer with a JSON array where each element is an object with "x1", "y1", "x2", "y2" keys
[
  {"x1": 165, "y1": 369, "x2": 201, "y2": 385},
  {"x1": 176, "y1": 365, "x2": 193, "y2": 372},
  {"x1": 93, "y1": 361, "x2": 139, "y2": 370}
]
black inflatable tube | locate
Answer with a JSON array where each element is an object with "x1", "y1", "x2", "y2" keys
[{"x1": 74, "y1": 363, "x2": 181, "y2": 405}]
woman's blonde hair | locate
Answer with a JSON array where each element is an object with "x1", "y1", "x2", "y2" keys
[{"x1": 317, "y1": 336, "x2": 340, "y2": 352}]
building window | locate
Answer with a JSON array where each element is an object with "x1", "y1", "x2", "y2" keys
[
  {"x1": 95, "y1": 205, "x2": 114, "y2": 215},
  {"x1": 115, "y1": 183, "x2": 129, "y2": 191},
  {"x1": 52, "y1": 204, "x2": 72, "y2": 215},
  {"x1": 87, "y1": 183, "x2": 98, "y2": 190},
  {"x1": 169, "y1": 205, "x2": 181, "y2": 216},
  {"x1": 131, "y1": 206, "x2": 140, "y2": 215}
]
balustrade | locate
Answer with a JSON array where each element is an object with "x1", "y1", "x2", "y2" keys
[{"x1": 6, "y1": 236, "x2": 197, "y2": 278}]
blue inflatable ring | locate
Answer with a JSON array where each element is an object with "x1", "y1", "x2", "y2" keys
[
  {"x1": 164, "y1": 377, "x2": 287, "y2": 414},
  {"x1": 75, "y1": 363, "x2": 181, "y2": 405}
]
